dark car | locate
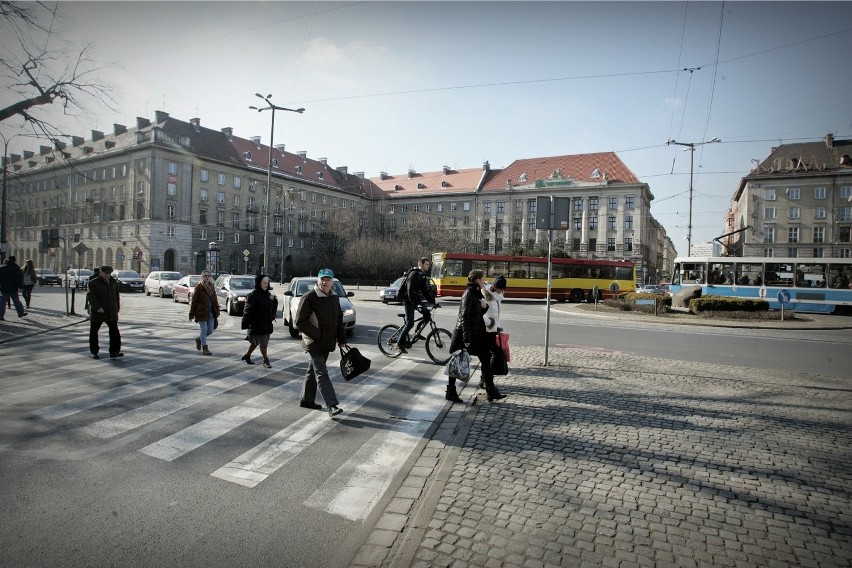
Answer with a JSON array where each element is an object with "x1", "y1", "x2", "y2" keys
[
  {"x1": 113, "y1": 270, "x2": 145, "y2": 293},
  {"x1": 35, "y1": 268, "x2": 61, "y2": 286},
  {"x1": 214, "y1": 274, "x2": 257, "y2": 316},
  {"x1": 379, "y1": 276, "x2": 437, "y2": 304}
]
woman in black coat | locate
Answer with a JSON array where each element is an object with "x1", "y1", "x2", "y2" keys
[
  {"x1": 447, "y1": 269, "x2": 505, "y2": 403},
  {"x1": 240, "y1": 275, "x2": 278, "y2": 368}
]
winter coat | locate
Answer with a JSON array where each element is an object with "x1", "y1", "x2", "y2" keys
[
  {"x1": 189, "y1": 281, "x2": 220, "y2": 323},
  {"x1": 482, "y1": 283, "x2": 504, "y2": 333},
  {"x1": 296, "y1": 284, "x2": 346, "y2": 353},
  {"x1": 0, "y1": 260, "x2": 23, "y2": 293},
  {"x1": 88, "y1": 275, "x2": 120, "y2": 323},
  {"x1": 242, "y1": 276, "x2": 278, "y2": 336},
  {"x1": 450, "y1": 282, "x2": 490, "y2": 357},
  {"x1": 405, "y1": 267, "x2": 435, "y2": 305}
]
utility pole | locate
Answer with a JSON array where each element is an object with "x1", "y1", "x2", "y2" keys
[{"x1": 666, "y1": 137, "x2": 720, "y2": 256}]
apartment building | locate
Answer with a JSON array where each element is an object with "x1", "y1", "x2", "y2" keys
[{"x1": 726, "y1": 134, "x2": 852, "y2": 258}]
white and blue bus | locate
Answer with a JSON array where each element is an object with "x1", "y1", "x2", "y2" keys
[{"x1": 670, "y1": 256, "x2": 852, "y2": 315}]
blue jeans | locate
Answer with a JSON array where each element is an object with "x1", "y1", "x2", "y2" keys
[
  {"x1": 0, "y1": 290, "x2": 26, "y2": 318},
  {"x1": 301, "y1": 349, "x2": 339, "y2": 406},
  {"x1": 198, "y1": 312, "x2": 215, "y2": 346},
  {"x1": 399, "y1": 302, "x2": 417, "y2": 346}
]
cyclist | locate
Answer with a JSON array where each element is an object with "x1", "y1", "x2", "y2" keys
[{"x1": 398, "y1": 256, "x2": 436, "y2": 351}]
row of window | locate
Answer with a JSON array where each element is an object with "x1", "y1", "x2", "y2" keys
[
  {"x1": 763, "y1": 226, "x2": 852, "y2": 244},
  {"x1": 764, "y1": 206, "x2": 852, "y2": 220},
  {"x1": 761, "y1": 248, "x2": 852, "y2": 259},
  {"x1": 764, "y1": 186, "x2": 852, "y2": 201},
  {"x1": 386, "y1": 196, "x2": 637, "y2": 215}
]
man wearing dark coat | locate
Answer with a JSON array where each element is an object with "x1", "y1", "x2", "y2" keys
[
  {"x1": 0, "y1": 256, "x2": 28, "y2": 320},
  {"x1": 87, "y1": 265, "x2": 122, "y2": 359}
]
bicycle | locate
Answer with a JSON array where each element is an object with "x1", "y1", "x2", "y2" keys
[{"x1": 376, "y1": 304, "x2": 452, "y2": 364}]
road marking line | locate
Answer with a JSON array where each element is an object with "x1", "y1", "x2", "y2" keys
[
  {"x1": 138, "y1": 380, "x2": 303, "y2": 461},
  {"x1": 210, "y1": 358, "x2": 418, "y2": 488},
  {"x1": 303, "y1": 367, "x2": 447, "y2": 520},
  {"x1": 80, "y1": 361, "x2": 298, "y2": 439}
]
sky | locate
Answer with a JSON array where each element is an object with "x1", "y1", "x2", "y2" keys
[{"x1": 3, "y1": 1, "x2": 851, "y2": 256}]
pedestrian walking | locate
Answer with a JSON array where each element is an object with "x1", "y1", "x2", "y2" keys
[
  {"x1": 21, "y1": 259, "x2": 37, "y2": 309},
  {"x1": 188, "y1": 270, "x2": 220, "y2": 356},
  {"x1": 0, "y1": 256, "x2": 28, "y2": 320},
  {"x1": 447, "y1": 269, "x2": 505, "y2": 403},
  {"x1": 84, "y1": 267, "x2": 100, "y2": 312},
  {"x1": 240, "y1": 274, "x2": 278, "y2": 368},
  {"x1": 480, "y1": 275, "x2": 508, "y2": 399},
  {"x1": 296, "y1": 268, "x2": 347, "y2": 417},
  {"x1": 87, "y1": 265, "x2": 122, "y2": 359}
]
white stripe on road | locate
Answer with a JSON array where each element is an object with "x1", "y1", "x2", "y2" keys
[
  {"x1": 303, "y1": 367, "x2": 448, "y2": 520},
  {"x1": 80, "y1": 361, "x2": 299, "y2": 439},
  {"x1": 210, "y1": 357, "x2": 418, "y2": 488},
  {"x1": 138, "y1": 379, "x2": 303, "y2": 461}
]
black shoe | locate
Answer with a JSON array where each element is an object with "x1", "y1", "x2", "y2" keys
[
  {"x1": 241, "y1": 354, "x2": 255, "y2": 365},
  {"x1": 487, "y1": 392, "x2": 507, "y2": 402},
  {"x1": 300, "y1": 400, "x2": 322, "y2": 410},
  {"x1": 262, "y1": 359, "x2": 271, "y2": 368},
  {"x1": 328, "y1": 405, "x2": 343, "y2": 418},
  {"x1": 109, "y1": 351, "x2": 124, "y2": 358},
  {"x1": 19, "y1": 311, "x2": 27, "y2": 317},
  {"x1": 91, "y1": 353, "x2": 100, "y2": 359},
  {"x1": 195, "y1": 337, "x2": 201, "y2": 351}
]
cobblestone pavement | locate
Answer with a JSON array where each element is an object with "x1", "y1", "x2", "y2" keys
[{"x1": 353, "y1": 346, "x2": 852, "y2": 568}]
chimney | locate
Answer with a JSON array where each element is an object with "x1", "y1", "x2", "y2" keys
[
  {"x1": 54, "y1": 141, "x2": 66, "y2": 150},
  {"x1": 408, "y1": 168, "x2": 416, "y2": 179},
  {"x1": 221, "y1": 127, "x2": 233, "y2": 140},
  {"x1": 275, "y1": 144, "x2": 286, "y2": 154},
  {"x1": 23, "y1": 150, "x2": 34, "y2": 159},
  {"x1": 250, "y1": 136, "x2": 262, "y2": 148},
  {"x1": 318, "y1": 157, "x2": 328, "y2": 166},
  {"x1": 353, "y1": 171, "x2": 365, "y2": 178},
  {"x1": 336, "y1": 166, "x2": 348, "y2": 174},
  {"x1": 114, "y1": 123, "x2": 127, "y2": 135},
  {"x1": 379, "y1": 171, "x2": 388, "y2": 180},
  {"x1": 483, "y1": 160, "x2": 490, "y2": 172},
  {"x1": 136, "y1": 117, "x2": 151, "y2": 129},
  {"x1": 825, "y1": 133, "x2": 834, "y2": 148},
  {"x1": 189, "y1": 118, "x2": 200, "y2": 132},
  {"x1": 72, "y1": 136, "x2": 85, "y2": 147},
  {"x1": 39, "y1": 145, "x2": 51, "y2": 155},
  {"x1": 91, "y1": 130, "x2": 104, "y2": 142},
  {"x1": 154, "y1": 110, "x2": 169, "y2": 123},
  {"x1": 443, "y1": 165, "x2": 451, "y2": 175},
  {"x1": 297, "y1": 151, "x2": 307, "y2": 159},
  {"x1": 10, "y1": 154, "x2": 21, "y2": 164}
]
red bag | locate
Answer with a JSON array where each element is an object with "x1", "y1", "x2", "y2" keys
[{"x1": 496, "y1": 332, "x2": 510, "y2": 363}]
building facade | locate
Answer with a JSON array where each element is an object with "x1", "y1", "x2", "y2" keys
[
  {"x1": 2, "y1": 112, "x2": 674, "y2": 282},
  {"x1": 726, "y1": 134, "x2": 852, "y2": 259}
]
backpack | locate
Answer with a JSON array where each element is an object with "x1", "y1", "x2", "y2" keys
[{"x1": 396, "y1": 268, "x2": 417, "y2": 303}]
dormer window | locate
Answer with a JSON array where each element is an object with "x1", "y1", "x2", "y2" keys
[
  {"x1": 394, "y1": 184, "x2": 402, "y2": 192},
  {"x1": 244, "y1": 151, "x2": 252, "y2": 161},
  {"x1": 518, "y1": 172, "x2": 527, "y2": 183},
  {"x1": 272, "y1": 158, "x2": 278, "y2": 167},
  {"x1": 417, "y1": 183, "x2": 426, "y2": 189},
  {"x1": 295, "y1": 165, "x2": 302, "y2": 174},
  {"x1": 591, "y1": 168, "x2": 602, "y2": 178},
  {"x1": 441, "y1": 181, "x2": 450, "y2": 188},
  {"x1": 316, "y1": 172, "x2": 324, "y2": 180}
]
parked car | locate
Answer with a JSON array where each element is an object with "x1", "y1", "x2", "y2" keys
[
  {"x1": 172, "y1": 275, "x2": 202, "y2": 304},
  {"x1": 378, "y1": 275, "x2": 438, "y2": 304},
  {"x1": 636, "y1": 284, "x2": 668, "y2": 294},
  {"x1": 113, "y1": 270, "x2": 145, "y2": 293},
  {"x1": 144, "y1": 271, "x2": 183, "y2": 297},
  {"x1": 65, "y1": 268, "x2": 94, "y2": 289},
  {"x1": 282, "y1": 276, "x2": 356, "y2": 337},
  {"x1": 214, "y1": 274, "x2": 257, "y2": 316},
  {"x1": 35, "y1": 268, "x2": 61, "y2": 286}
]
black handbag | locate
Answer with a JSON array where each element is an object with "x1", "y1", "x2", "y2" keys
[{"x1": 339, "y1": 346, "x2": 371, "y2": 381}]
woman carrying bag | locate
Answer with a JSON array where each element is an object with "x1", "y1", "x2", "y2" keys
[
  {"x1": 189, "y1": 270, "x2": 220, "y2": 356},
  {"x1": 447, "y1": 269, "x2": 506, "y2": 403},
  {"x1": 240, "y1": 274, "x2": 278, "y2": 368}
]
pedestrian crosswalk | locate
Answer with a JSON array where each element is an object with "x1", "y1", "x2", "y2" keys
[{"x1": 1, "y1": 316, "x2": 458, "y2": 523}]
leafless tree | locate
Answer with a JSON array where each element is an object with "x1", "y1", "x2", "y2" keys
[{"x1": 0, "y1": 1, "x2": 116, "y2": 144}]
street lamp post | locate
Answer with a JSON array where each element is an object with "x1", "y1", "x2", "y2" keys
[
  {"x1": 666, "y1": 137, "x2": 720, "y2": 256},
  {"x1": 249, "y1": 94, "x2": 304, "y2": 276}
]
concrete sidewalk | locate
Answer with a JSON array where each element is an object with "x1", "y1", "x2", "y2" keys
[
  {"x1": 353, "y1": 346, "x2": 852, "y2": 568},
  {"x1": 0, "y1": 287, "x2": 87, "y2": 344}
]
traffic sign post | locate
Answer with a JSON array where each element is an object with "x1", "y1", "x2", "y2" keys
[{"x1": 777, "y1": 289, "x2": 791, "y2": 321}]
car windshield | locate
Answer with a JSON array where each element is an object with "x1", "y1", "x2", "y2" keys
[
  {"x1": 294, "y1": 279, "x2": 347, "y2": 297},
  {"x1": 116, "y1": 271, "x2": 141, "y2": 278},
  {"x1": 230, "y1": 278, "x2": 255, "y2": 288},
  {"x1": 39, "y1": 269, "x2": 56, "y2": 275},
  {"x1": 391, "y1": 277, "x2": 404, "y2": 287},
  {"x1": 161, "y1": 272, "x2": 182, "y2": 280},
  {"x1": 77, "y1": 270, "x2": 93, "y2": 276},
  {"x1": 188, "y1": 276, "x2": 201, "y2": 286}
]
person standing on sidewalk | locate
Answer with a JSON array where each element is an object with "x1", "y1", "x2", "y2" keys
[
  {"x1": 87, "y1": 265, "x2": 122, "y2": 359},
  {"x1": 240, "y1": 274, "x2": 278, "y2": 368},
  {"x1": 0, "y1": 256, "x2": 28, "y2": 320},
  {"x1": 448, "y1": 269, "x2": 505, "y2": 403},
  {"x1": 296, "y1": 268, "x2": 347, "y2": 418},
  {"x1": 188, "y1": 270, "x2": 220, "y2": 356},
  {"x1": 480, "y1": 275, "x2": 508, "y2": 400},
  {"x1": 21, "y1": 260, "x2": 37, "y2": 309}
]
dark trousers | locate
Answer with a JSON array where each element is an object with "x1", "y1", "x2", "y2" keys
[
  {"x1": 21, "y1": 284, "x2": 34, "y2": 307},
  {"x1": 399, "y1": 302, "x2": 417, "y2": 346},
  {"x1": 90, "y1": 320, "x2": 121, "y2": 355}
]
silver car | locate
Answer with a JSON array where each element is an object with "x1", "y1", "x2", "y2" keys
[
  {"x1": 282, "y1": 277, "x2": 356, "y2": 337},
  {"x1": 144, "y1": 271, "x2": 183, "y2": 297}
]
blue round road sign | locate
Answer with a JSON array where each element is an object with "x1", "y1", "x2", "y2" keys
[{"x1": 777, "y1": 289, "x2": 791, "y2": 305}]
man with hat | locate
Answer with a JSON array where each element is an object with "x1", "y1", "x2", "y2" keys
[
  {"x1": 296, "y1": 268, "x2": 347, "y2": 418},
  {"x1": 0, "y1": 256, "x2": 28, "y2": 320},
  {"x1": 87, "y1": 265, "x2": 123, "y2": 359}
]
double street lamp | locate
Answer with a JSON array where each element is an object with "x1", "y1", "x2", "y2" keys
[
  {"x1": 666, "y1": 136, "x2": 720, "y2": 256},
  {"x1": 249, "y1": 94, "x2": 304, "y2": 277}
]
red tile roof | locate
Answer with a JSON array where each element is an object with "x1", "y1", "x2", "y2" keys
[
  {"x1": 370, "y1": 166, "x2": 498, "y2": 198},
  {"x1": 482, "y1": 152, "x2": 641, "y2": 192}
]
